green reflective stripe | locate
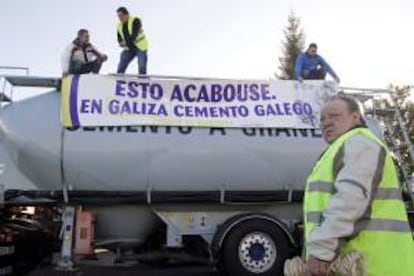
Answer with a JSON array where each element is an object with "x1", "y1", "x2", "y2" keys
[
  {"x1": 365, "y1": 219, "x2": 411, "y2": 233},
  {"x1": 308, "y1": 181, "x2": 334, "y2": 193},
  {"x1": 306, "y1": 211, "x2": 323, "y2": 223},
  {"x1": 375, "y1": 188, "x2": 402, "y2": 200}
]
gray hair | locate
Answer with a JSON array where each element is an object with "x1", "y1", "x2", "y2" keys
[
  {"x1": 327, "y1": 93, "x2": 361, "y2": 114},
  {"x1": 325, "y1": 93, "x2": 365, "y2": 125}
]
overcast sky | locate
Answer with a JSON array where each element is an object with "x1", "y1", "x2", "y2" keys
[{"x1": 0, "y1": 0, "x2": 413, "y2": 90}]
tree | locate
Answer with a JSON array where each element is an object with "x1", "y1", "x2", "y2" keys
[
  {"x1": 374, "y1": 85, "x2": 414, "y2": 178},
  {"x1": 389, "y1": 85, "x2": 414, "y2": 175},
  {"x1": 276, "y1": 12, "x2": 305, "y2": 80}
]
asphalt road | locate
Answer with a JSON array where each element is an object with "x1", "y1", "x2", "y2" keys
[
  {"x1": 29, "y1": 264, "x2": 215, "y2": 276},
  {"x1": 27, "y1": 252, "x2": 216, "y2": 276}
]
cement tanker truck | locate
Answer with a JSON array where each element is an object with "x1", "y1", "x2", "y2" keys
[{"x1": 0, "y1": 75, "x2": 405, "y2": 276}]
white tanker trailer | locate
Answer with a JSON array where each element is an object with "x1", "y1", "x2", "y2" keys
[{"x1": 0, "y1": 75, "x2": 405, "y2": 276}]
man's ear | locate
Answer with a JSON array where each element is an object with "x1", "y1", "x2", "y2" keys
[{"x1": 352, "y1": 112, "x2": 361, "y2": 124}]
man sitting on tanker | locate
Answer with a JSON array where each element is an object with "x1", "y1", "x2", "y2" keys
[{"x1": 61, "y1": 29, "x2": 108, "y2": 76}]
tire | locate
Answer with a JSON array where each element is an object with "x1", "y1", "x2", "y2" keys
[{"x1": 221, "y1": 218, "x2": 291, "y2": 276}]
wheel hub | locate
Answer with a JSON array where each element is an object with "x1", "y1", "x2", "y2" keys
[
  {"x1": 249, "y1": 243, "x2": 265, "y2": 260},
  {"x1": 238, "y1": 232, "x2": 277, "y2": 273}
]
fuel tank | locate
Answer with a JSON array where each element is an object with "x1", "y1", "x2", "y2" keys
[
  {"x1": 0, "y1": 91, "x2": 326, "y2": 192},
  {"x1": 0, "y1": 88, "x2": 385, "y2": 249}
]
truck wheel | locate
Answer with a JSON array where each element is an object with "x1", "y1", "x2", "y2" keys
[{"x1": 221, "y1": 219, "x2": 290, "y2": 276}]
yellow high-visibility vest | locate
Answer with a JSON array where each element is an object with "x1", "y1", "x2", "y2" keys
[
  {"x1": 304, "y1": 127, "x2": 414, "y2": 275},
  {"x1": 117, "y1": 16, "x2": 148, "y2": 51}
]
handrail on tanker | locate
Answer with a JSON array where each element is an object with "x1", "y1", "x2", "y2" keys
[
  {"x1": 339, "y1": 86, "x2": 393, "y2": 94},
  {"x1": 0, "y1": 66, "x2": 29, "y2": 76},
  {"x1": 0, "y1": 74, "x2": 403, "y2": 109},
  {"x1": 0, "y1": 74, "x2": 398, "y2": 94}
]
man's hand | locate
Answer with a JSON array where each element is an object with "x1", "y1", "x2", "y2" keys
[
  {"x1": 100, "y1": 54, "x2": 108, "y2": 62},
  {"x1": 62, "y1": 71, "x2": 69, "y2": 78},
  {"x1": 334, "y1": 76, "x2": 340, "y2": 83},
  {"x1": 120, "y1": 41, "x2": 128, "y2": 50},
  {"x1": 307, "y1": 256, "x2": 331, "y2": 276}
]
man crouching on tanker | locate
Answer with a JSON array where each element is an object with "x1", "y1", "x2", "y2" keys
[{"x1": 301, "y1": 94, "x2": 413, "y2": 276}]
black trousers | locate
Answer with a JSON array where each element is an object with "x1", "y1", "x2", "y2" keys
[
  {"x1": 69, "y1": 59, "x2": 102, "y2": 74},
  {"x1": 303, "y1": 67, "x2": 326, "y2": 80}
]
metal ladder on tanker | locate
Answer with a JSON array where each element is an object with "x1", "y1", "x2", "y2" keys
[{"x1": 342, "y1": 87, "x2": 414, "y2": 206}]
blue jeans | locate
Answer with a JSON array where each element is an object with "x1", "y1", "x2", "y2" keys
[{"x1": 117, "y1": 48, "x2": 148, "y2": 75}]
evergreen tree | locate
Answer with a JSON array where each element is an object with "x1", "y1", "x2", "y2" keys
[
  {"x1": 389, "y1": 85, "x2": 414, "y2": 175},
  {"x1": 373, "y1": 85, "x2": 414, "y2": 177},
  {"x1": 276, "y1": 12, "x2": 305, "y2": 79}
]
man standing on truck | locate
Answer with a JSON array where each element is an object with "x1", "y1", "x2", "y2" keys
[
  {"x1": 303, "y1": 94, "x2": 413, "y2": 276},
  {"x1": 61, "y1": 29, "x2": 107, "y2": 76},
  {"x1": 116, "y1": 7, "x2": 149, "y2": 75},
  {"x1": 294, "y1": 43, "x2": 340, "y2": 83}
]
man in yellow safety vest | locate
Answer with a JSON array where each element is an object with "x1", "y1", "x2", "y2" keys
[
  {"x1": 116, "y1": 7, "x2": 148, "y2": 75},
  {"x1": 304, "y1": 94, "x2": 414, "y2": 275}
]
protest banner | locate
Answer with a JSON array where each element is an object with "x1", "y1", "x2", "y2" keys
[{"x1": 61, "y1": 75, "x2": 337, "y2": 128}]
